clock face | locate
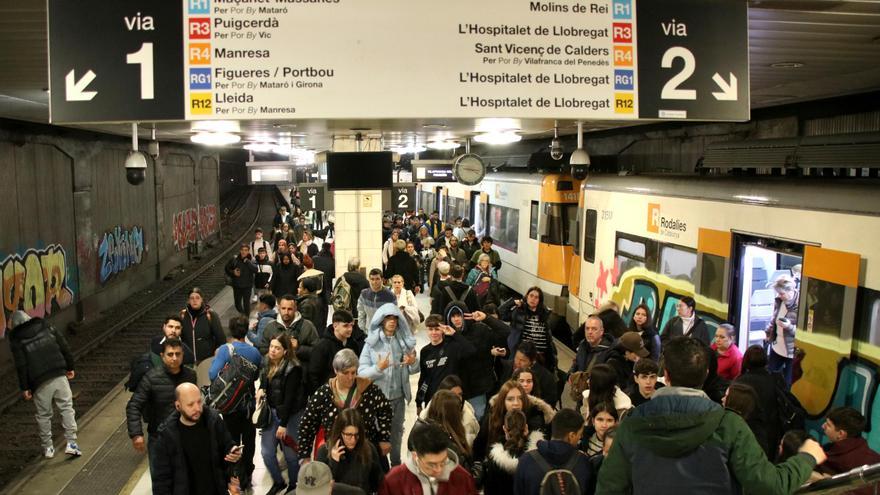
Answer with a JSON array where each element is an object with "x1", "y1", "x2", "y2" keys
[{"x1": 454, "y1": 154, "x2": 486, "y2": 186}]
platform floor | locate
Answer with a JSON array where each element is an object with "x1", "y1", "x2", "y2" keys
[{"x1": 15, "y1": 287, "x2": 575, "y2": 495}]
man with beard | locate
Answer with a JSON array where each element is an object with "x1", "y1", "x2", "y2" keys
[
  {"x1": 149, "y1": 315, "x2": 195, "y2": 367},
  {"x1": 152, "y1": 383, "x2": 243, "y2": 494}
]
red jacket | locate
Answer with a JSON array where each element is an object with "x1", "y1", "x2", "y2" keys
[
  {"x1": 822, "y1": 437, "x2": 880, "y2": 495},
  {"x1": 379, "y1": 460, "x2": 476, "y2": 495}
]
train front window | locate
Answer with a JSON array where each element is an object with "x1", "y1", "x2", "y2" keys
[{"x1": 540, "y1": 203, "x2": 578, "y2": 246}]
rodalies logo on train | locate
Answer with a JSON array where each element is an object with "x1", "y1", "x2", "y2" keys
[
  {"x1": 647, "y1": 203, "x2": 687, "y2": 238},
  {"x1": 0, "y1": 245, "x2": 75, "y2": 336}
]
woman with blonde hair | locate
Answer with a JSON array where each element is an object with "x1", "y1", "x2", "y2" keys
[{"x1": 390, "y1": 274, "x2": 420, "y2": 330}]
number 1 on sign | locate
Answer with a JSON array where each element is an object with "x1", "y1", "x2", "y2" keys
[
  {"x1": 309, "y1": 195, "x2": 316, "y2": 209},
  {"x1": 127, "y1": 42, "x2": 155, "y2": 100}
]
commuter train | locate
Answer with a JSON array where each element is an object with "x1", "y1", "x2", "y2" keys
[
  {"x1": 567, "y1": 175, "x2": 880, "y2": 446},
  {"x1": 416, "y1": 172, "x2": 581, "y2": 314}
]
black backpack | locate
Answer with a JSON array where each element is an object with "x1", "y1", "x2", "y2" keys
[
  {"x1": 527, "y1": 450, "x2": 582, "y2": 495},
  {"x1": 207, "y1": 344, "x2": 259, "y2": 414},
  {"x1": 775, "y1": 374, "x2": 806, "y2": 431},
  {"x1": 444, "y1": 285, "x2": 472, "y2": 311},
  {"x1": 126, "y1": 352, "x2": 154, "y2": 392}
]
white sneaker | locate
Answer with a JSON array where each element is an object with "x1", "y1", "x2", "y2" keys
[
  {"x1": 43, "y1": 446, "x2": 55, "y2": 458},
  {"x1": 65, "y1": 442, "x2": 82, "y2": 456}
]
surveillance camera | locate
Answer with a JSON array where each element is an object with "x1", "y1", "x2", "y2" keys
[
  {"x1": 125, "y1": 151, "x2": 148, "y2": 185},
  {"x1": 570, "y1": 148, "x2": 590, "y2": 180},
  {"x1": 550, "y1": 138, "x2": 563, "y2": 161},
  {"x1": 148, "y1": 140, "x2": 160, "y2": 158}
]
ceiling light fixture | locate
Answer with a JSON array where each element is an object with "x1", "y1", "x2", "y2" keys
[
  {"x1": 473, "y1": 131, "x2": 521, "y2": 145},
  {"x1": 391, "y1": 144, "x2": 427, "y2": 154},
  {"x1": 190, "y1": 132, "x2": 241, "y2": 146},
  {"x1": 427, "y1": 140, "x2": 460, "y2": 150},
  {"x1": 244, "y1": 142, "x2": 275, "y2": 153}
]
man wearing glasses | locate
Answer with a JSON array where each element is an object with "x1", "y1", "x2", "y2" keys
[{"x1": 379, "y1": 422, "x2": 476, "y2": 495}]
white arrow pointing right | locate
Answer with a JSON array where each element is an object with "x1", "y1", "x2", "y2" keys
[
  {"x1": 65, "y1": 70, "x2": 98, "y2": 101},
  {"x1": 712, "y1": 72, "x2": 738, "y2": 101}
]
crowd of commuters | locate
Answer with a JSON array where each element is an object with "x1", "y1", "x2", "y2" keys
[{"x1": 11, "y1": 205, "x2": 879, "y2": 495}]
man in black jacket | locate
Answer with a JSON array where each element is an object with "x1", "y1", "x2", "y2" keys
[
  {"x1": 308, "y1": 310, "x2": 362, "y2": 394},
  {"x1": 384, "y1": 239, "x2": 420, "y2": 292},
  {"x1": 298, "y1": 277, "x2": 328, "y2": 337},
  {"x1": 447, "y1": 303, "x2": 507, "y2": 422},
  {"x1": 152, "y1": 383, "x2": 242, "y2": 494},
  {"x1": 225, "y1": 244, "x2": 258, "y2": 314},
  {"x1": 9, "y1": 311, "x2": 81, "y2": 459},
  {"x1": 312, "y1": 242, "x2": 336, "y2": 306},
  {"x1": 149, "y1": 315, "x2": 195, "y2": 367},
  {"x1": 431, "y1": 264, "x2": 480, "y2": 314},
  {"x1": 416, "y1": 314, "x2": 476, "y2": 414},
  {"x1": 126, "y1": 338, "x2": 198, "y2": 474},
  {"x1": 259, "y1": 294, "x2": 320, "y2": 362}
]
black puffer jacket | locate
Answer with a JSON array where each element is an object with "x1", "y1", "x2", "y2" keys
[
  {"x1": 151, "y1": 407, "x2": 234, "y2": 495},
  {"x1": 126, "y1": 366, "x2": 197, "y2": 437},
  {"x1": 298, "y1": 293, "x2": 327, "y2": 337},
  {"x1": 180, "y1": 305, "x2": 226, "y2": 363},
  {"x1": 9, "y1": 318, "x2": 74, "y2": 391},
  {"x1": 260, "y1": 359, "x2": 304, "y2": 425}
]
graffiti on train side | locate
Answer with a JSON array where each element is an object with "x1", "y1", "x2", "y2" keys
[
  {"x1": 172, "y1": 204, "x2": 218, "y2": 251},
  {"x1": 98, "y1": 226, "x2": 145, "y2": 284},
  {"x1": 603, "y1": 266, "x2": 728, "y2": 332},
  {"x1": 1, "y1": 245, "x2": 75, "y2": 336}
]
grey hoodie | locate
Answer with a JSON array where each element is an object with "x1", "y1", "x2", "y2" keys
[{"x1": 404, "y1": 448, "x2": 461, "y2": 495}]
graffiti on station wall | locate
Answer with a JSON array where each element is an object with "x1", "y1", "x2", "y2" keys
[
  {"x1": 172, "y1": 204, "x2": 218, "y2": 251},
  {"x1": 98, "y1": 226, "x2": 145, "y2": 284},
  {"x1": 1, "y1": 244, "x2": 75, "y2": 337}
]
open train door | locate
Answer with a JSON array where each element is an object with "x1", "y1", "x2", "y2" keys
[
  {"x1": 791, "y1": 245, "x2": 861, "y2": 416},
  {"x1": 471, "y1": 191, "x2": 488, "y2": 238}
]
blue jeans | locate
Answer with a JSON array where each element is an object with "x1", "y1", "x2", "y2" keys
[
  {"x1": 467, "y1": 394, "x2": 487, "y2": 423},
  {"x1": 261, "y1": 409, "x2": 302, "y2": 486},
  {"x1": 769, "y1": 349, "x2": 793, "y2": 388},
  {"x1": 390, "y1": 397, "x2": 406, "y2": 466}
]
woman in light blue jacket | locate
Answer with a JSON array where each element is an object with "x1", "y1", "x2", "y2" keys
[{"x1": 358, "y1": 303, "x2": 419, "y2": 467}]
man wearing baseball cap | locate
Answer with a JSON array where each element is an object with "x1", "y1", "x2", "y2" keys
[
  {"x1": 606, "y1": 331, "x2": 650, "y2": 389},
  {"x1": 295, "y1": 461, "x2": 365, "y2": 495}
]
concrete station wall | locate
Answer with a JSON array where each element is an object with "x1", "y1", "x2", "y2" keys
[{"x1": 0, "y1": 119, "x2": 221, "y2": 365}]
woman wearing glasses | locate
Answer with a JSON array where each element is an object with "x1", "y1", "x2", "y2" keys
[{"x1": 317, "y1": 409, "x2": 384, "y2": 494}]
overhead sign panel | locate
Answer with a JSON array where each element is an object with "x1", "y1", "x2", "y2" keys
[{"x1": 47, "y1": 0, "x2": 748, "y2": 124}]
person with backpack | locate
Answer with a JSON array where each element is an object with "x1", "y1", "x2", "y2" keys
[
  {"x1": 257, "y1": 334, "x2": 305, "y2": 495},
  {"x1": 179, "y1": 287, "x2": 226, "y2": 364},
  {"x1": 431, "y1": 264, "x2": 480, "y2": 315},
  {"x1": 126, "y1": 338, "x2": 197, "y2": 475},
  {"x1": 298, "y1": 277, "x2": 328, "y2": 337},
  {"x1": 206, "y1": 316, "x2": 261, "y2": 490},
  {"x1": 466, "y1": 254, "x2": 501, "y2": 307},
  {"x1": 335, "y1": 257, "x2": 369, "y2": 318},
  {"x1": 513, "y1": 408, "x2": 593, "y2": 495},
  {"x1": 9, "y1": 311, "x2": 82, "y2": 459},
  {"x1": 250, "y1": 227, "x2": 275, "y2": 261}
]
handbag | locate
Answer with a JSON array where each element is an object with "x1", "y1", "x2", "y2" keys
[{"x1": 251, "y1": 396, "x2": 270, "y2": 429}]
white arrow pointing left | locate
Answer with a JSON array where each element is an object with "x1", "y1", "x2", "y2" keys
[
  {"x1": 65, "y1": 70, "x2": 97, "y2": 101},
  {"x1": 712, "y1": 72, "x2": 737, "y2": 101}
]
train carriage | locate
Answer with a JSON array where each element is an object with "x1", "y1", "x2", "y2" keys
[{"x1": 568, "y1": 175, "x2": 880, "y2": 447}]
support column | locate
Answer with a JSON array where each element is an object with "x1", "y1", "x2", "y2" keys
[{"x1": 333, "y1": 190, "x2": 382, "y2": 277}]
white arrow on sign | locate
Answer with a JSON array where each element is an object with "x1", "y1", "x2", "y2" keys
[
  {"x1": 65, "y1": 69, "x2": 98, "y2": 101},
  {"x1": 712, "y1": 72, "x2": 738, "y2": 101}
]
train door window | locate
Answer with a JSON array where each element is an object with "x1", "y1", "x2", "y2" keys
[
  {"x1": 529, "y1": 201, "x2": 539, "y2": 240},
  {"x1": 488, "y1": 203, "x2": 519, "y2": 253},
  {"x1": 461, "y1": 198, "x2": 470, "y2": 222},
  {"x1": 570, "y1": 206, "x2": 583, "y2": 255},
  {"x1": 419, "y1": 190, "x2": 435, "y2": 214},
  {"x1": 584, "y1": 209, "x2": 598, "y2": 263},
  {"x1": 731, "y1": 236, "x2": 804, "y2": 351},
  {"x1": 700, "y1": 253, "x2": 726, "y2": 301},
  {"x1": 436, "y1": 187, "x2": 445, "y2": 218},
  {"x1": 805, "y1": 279, "x2": 846, "y2": 336},
  {"x1": 471, "y1": 191, "x2": 485, "y2": 237},
  {"x1": 659, "y1": 244, "x2": 698, "y2": 283},
  {"x1": 615, "y1": 233, "x2": 658, "y2": 276},
  {"x1": 446, "y1": 196, "x2": 458, "y2": 223}
]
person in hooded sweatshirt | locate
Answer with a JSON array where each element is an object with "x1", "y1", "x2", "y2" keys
[
  {"x1": 513, "y1": 408, "x2": 592, "y2": 495},
  {"x1": 358, "y1": 304, "x2": 420, "y2": 467},
  {"x1": 445, "y1": 301, "x2": 507, "y2": 422},
  {"x1": 380, "y1": 421, "x2": 476, "y2": 495},
  {"x1": 179, "y1": 287, "x2": 226, "y2": 364},
  {"x1": 271, "y1": 252, "x2": 303, "y2": 299},
  {"x1": 484, "y1": 409, "x2": 544, "y2": 495},
  {"x1": 247, "y1": 293, "x2": 278, "y2": 348}
]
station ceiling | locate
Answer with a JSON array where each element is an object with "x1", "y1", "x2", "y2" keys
[{"x1": 0, "y1": 0, "x2": 879, "y2": 150}]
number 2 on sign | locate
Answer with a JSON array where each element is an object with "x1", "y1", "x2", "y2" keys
[
  {"x1": 398, "y1": 194, "x2": 409, "y2": 209},
  {"x1": 127, "y1": 42, "x2": 155, "y2": 100},
  {"x1": 660, "y1": 47, "x2": 696, "y2": 100}
]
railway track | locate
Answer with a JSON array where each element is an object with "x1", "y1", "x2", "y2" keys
[{"x1": 0, "y1": 186, "x2": 281, "y2": 490}]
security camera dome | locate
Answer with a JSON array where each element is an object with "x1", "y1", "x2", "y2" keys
[
  {"x1": 125, "y1": 151, "x2": 148, "y2": 185},
  {"x1": 550, "y1": 137, "x2": 563, "y2": 161}
]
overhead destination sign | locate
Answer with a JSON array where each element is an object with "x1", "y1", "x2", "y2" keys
[{"x1": 48, "y1": 0, "x2": 748, "y2": 123}]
